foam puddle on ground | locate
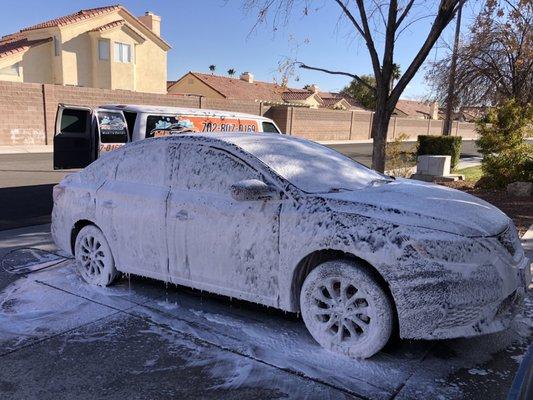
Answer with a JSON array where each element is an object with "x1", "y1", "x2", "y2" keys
[{"x1": 0, "y1": 260, "x2": 531, "y2": 399}]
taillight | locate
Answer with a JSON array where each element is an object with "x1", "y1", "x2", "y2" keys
[{"x1": 53, "y1": 185, "x2": 65, "y2": 202}]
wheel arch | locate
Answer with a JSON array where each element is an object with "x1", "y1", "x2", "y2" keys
[
  {"x1": 70, "y1": 219, "x2": 97, "y2": 254},
  {"x1": 289, "y1": 249, "x2": 399, "y2": 327}
]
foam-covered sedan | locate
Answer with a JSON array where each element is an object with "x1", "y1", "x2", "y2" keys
[{"x1": 52, "y1": 133, "x2": 530, "y2": 358}]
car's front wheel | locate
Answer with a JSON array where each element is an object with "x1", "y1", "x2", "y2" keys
[
  {"x1": 74, "y1": 225, "x2": 118, "y2": 286},
  {"x1": 300, "y1": 260, "x2": 393, "y2": 358}
]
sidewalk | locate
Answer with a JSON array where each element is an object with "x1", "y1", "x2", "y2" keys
[{"x1": 0, "y1": 144, "x2": 52, "y2": 154}]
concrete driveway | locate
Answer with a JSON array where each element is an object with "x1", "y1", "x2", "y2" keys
[{"x1": 0, "y1": 224, "x2": 531, "y2": 400}]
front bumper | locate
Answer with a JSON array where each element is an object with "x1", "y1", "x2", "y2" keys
[
  {"x1": 394, "y1": 251, "x2": 530, "y2": 340},
  {"x1": 430, "y1": 255, "x2": 530, "y2": 339}
]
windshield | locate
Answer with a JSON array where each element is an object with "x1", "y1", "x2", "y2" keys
[{"x1": 234, "y1": 136, "x2": 390, "y2": 193}]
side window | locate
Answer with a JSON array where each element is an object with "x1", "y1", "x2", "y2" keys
[
  {"x1": 116, "y1": 143, "x2": 169, "y2": 186},
  {"x1": 97, "y1": 111, "x2": 128, "y2": 144},
  {"x1": 59, "y1": 108, "x2": 89, "y2": 134},
  {"x1": 175, "y1": 144, "x2": 261, "y2": 194},
  {"x1": 145, "y1": 115, "x2": 194, "y2": 138},
  {"x1": 80, "y1": 151, "x2": 119, "y2": 186},
  {"x1": 262, "y1": 121, "x2": 279, "y2": 133}
]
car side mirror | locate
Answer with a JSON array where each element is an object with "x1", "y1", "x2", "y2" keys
[{"x1": 230, "y1": 179, "x2": 282, "y2": 201}]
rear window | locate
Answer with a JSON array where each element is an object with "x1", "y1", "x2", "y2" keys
[
  {"x1": 98, "y1": 111, "x2": 128, "y2": 144},
  {"x1": 262, "y1": 121, "x2": 279, "y2": 133},
  {"x1": 59, "y1": 109, "x2": 88, "y2": 134}
]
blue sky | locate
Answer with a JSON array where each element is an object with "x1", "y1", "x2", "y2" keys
[{"x1": 0, "y1": 0, "x2": 480, "y2": 98}]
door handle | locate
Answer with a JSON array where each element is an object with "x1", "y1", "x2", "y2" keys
[
  {"x1": 102, "y1": 200, "x2": 116, "y2": 209},
  {"x1": 174, "y1": 210, "x2": 189, "y2": 221}
]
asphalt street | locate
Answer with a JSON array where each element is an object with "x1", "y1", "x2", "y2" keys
[
  {"x1": 0, "y1": 140, "x2": 481, "y2": 230},
  {"x1": 0, "y1": 224, "x2": 530, "y2": 400}
]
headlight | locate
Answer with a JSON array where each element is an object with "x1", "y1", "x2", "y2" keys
[{"x1": 495, "y1": 223, "x2": 523, "y2": 259}]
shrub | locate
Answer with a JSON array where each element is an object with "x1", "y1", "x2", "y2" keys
[
  {"x1": 476, "y1": 99, "x2": 533, "y2": 188},
  {"x1": 386, "y1": 133, "x2": 416, "y2": 177},
  {"x1": 417, "y1": 135, "x2": 462, "y2": 170}
]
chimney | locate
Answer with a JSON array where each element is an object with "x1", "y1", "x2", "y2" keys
[
  {"x1": 240, "y1": 72, "x2": 254, "y2": 83},
  {"x1": 139, "y1": 11, "x2": 161, "y2": 36},
  {"x1": 309, "y1": 84, "x2": 319, "y2": 93},
  {"x1": 430, "y1": 101, "x2": 439, "y2": 120}
]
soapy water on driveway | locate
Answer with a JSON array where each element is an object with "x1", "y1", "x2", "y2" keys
[{"x1": 0, "y1": 239, "x2": 531, "y2": 399}]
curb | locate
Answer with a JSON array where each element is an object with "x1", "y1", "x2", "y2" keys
[{"x1": 0, "y1": 145, "x2": 53, "y2": 154}]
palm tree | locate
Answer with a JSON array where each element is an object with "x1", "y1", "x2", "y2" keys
[
  {"x1": 227, "y1": 68, "x2": 236, "y2": 77},
  {"x1": 209, "y1": 64, "x2": 216, "y2": 74}
]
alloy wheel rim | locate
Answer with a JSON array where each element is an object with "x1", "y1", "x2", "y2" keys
[
  {"x1": 311, "y1": 277, "x2": 373, "y2": 345},
  {"x1": 79, "y1": 235, "x2": 106, "y2": 278}
]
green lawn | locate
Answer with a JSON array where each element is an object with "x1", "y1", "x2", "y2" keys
[{"x1": 456, "y1": 165, "x2": 483, "y2": 182}]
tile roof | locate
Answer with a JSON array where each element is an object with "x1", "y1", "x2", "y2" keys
[
  {"x1": 0, "y1": 37, "x2": 52, "y2": 59},
  {"x1": 89, "y1": 19, "x2": 125, "y2": 33},
  {"x1": 394, "y1": 99, "x2": 434, "y2": 118},
  {"x1": 187, "y1": 72, "x2": 285, "y2": 101},
  {"x1": 170, "y1": 72, "x2": 370, "y2": 110},
  {"x1": 281, "y1": 90, "x2": 316, "y2": 101},
  {"x1": 0, "y1": 4, "x2": 171, "y2": 53},
  {"x1": 21, "y1": 5, "x2": 121, "y2": 32}
]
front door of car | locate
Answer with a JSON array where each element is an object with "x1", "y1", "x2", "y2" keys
[
  {"x1": 167, "y1": 144, "x2": 282, "y2": 305},
  {"x1": 97, "y1": 142, "x2": 171, "y2": 279}
]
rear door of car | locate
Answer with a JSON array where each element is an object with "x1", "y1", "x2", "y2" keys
[
  {"x1": 53, "y1": 105, "x2": 94, "y2": 169},
  {"x1": 96, "y1": 141, "x2": 171, "y2": 279}
]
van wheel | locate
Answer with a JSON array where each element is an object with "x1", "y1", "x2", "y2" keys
[
  {"x1": 300, "y1": 260, "x2": 393, "y2": 359},
  {"x1": 74, "y1": 225, "x2": 118, "y2": 286}
]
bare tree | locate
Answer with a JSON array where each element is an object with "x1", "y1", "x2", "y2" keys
[
  {"x1": 426, "y1": 0, "x2": 533, "y2": 109},
  {"x1": 244, "y1": 0, "x2": 464, "y2": 172}
]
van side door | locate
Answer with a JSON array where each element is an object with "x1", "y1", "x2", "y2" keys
[
  {"x1": 53, "y1": 105, "x2": 94, "y2": 170},
  {"x1": 94, "y1": 109, "x2": 129, "y2": 156}
]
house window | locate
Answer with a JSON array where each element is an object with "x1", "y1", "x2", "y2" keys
[
  {"x1": 98, "y1": 40, "x2": 109, "y2": 60},
  {"x1": 0, "y1": 62, "x2": 20, "y2": 76},
  {"x1": 53, "y1": 36, "x2": 60, "y2": 56},
  {"x1": 114, "y1": 42, "x2": 132, "y2": 63}
]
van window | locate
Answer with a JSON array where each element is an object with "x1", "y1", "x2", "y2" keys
[
  {"x1": 146, "y1": 115, "x2": 179, "y2": 138},
  {"x1": 146, "y1": 115, "x2": 195, "y2": 138},
  {"x1": 262, "y1": 121, "x2": 279, "y2": 133},
  {"x1": 60, "y1": 109, "x2": 88, "y2": 134},
  {"x1": 97, "y1": 111, "x2": 128, "y2": 144}
]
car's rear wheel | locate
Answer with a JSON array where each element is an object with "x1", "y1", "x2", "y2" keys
[
  {"x1": 300, "y1": 259, "x2": 393, "y2": 359},
  {"x1": 74, "y1": 225, "x2": 118, "y2": 286}
]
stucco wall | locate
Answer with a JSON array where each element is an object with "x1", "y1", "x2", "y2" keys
[
  {"x1": 22, "y1": 42, "x2": 53, "y2": 84},
  {"x1": 168, "y1": 74, "x2": 226, "y2": 98}
]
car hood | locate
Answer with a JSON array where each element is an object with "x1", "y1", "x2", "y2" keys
[{"x1": 318, "y1": 178, "x2": 510, "y2": 237}]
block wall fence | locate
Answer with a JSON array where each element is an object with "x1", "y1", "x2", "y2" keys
[{"x1": 0, "y1": 80, "x2": 477, "y2": 145}]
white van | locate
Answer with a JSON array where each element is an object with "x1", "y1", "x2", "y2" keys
[{"x1": 53, "y1": 104, "x2": 282, "y2": 169}]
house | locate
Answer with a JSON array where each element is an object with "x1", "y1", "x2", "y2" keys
[
  {"x1": 393, "y1": 99, "x2": 439, "y2": 119},
  {"x1": 0, "y1": 5, "x2": 171, "y2": 93},
  {"x1": 456, "y1": 106, "x2": 490, "y2": 122},
  {"x1": 167, "y1": 71, "x2": 367, "y2": 110}
]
